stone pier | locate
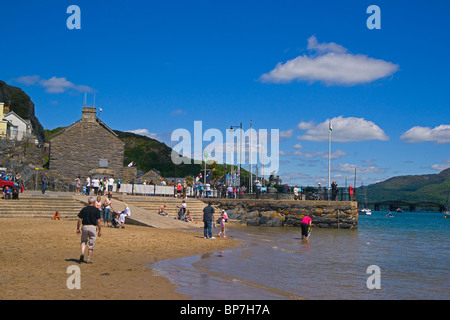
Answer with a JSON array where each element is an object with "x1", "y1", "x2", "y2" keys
[{"x1": 200, "y1": 199, "x2": 359, "y2": 229}]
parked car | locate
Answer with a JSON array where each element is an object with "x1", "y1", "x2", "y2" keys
[{"x1": 0, "y1": 178, "x2": 24, "y2": 193}]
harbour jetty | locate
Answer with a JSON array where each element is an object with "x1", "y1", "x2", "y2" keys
[{"x1": 199, "y1": 199, "x2": 359, "y2": 229}]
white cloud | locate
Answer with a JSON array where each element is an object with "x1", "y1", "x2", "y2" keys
[
  {"x1": 430, "y1": 158, "x2": 450, "y2": 172},
  {"x1": 400, "y1": 124, "x2": 450, "y2": 144},
  {"x1": 297, "y1": 121, "x2": 315, "y2": 130},
  {"x1": 296, "y1": 116, "x2": 389, "y2": 142},
  {"x1": 331, "y1": 163, "x2": 386, "y2": 175},
  {"x1": 12, "y1": 75, "x2": 94, "y2": 93},
  {"x1": 279, "y1": 129, "x2": 293, "y2": 140},
  {"x1": 280, "y1": 149, "x2": 347, "y2": 160},
  {"x1": 260, "y1": 36, "x2": 399, "y2": 86},
  {"x1": 126, "y1": 129, "x2": 161, "y2": 140},
  {"x1": 307, "y1": 35, "x2": 347, "y2": 54},
  {"x1": 13, "y1": 75, "x2": 41, "y2": 86},
  {"x1": 431, "y1": 163, "x2": 450, "y2": 172}
]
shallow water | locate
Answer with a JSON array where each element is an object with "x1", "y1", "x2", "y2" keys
[{"x1": 151, "y1": 211, "x2": 450, "y2": 300}]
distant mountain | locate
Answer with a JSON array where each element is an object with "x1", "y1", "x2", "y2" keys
[
  {"x1": 0, "y1": 80, "x2": 46, "y2": 143},
  {"x1": 357, "y1": 168, "x2": 450, "y2": 205}
]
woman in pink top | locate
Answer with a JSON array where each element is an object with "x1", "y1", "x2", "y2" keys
[{"x1": 300, "y1": 214, "x2": 312, "y2": 240}]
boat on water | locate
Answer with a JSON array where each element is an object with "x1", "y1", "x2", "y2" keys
[
  {"x1": 396, "y1": 208, "x2": 403, "y2": 213},
  {"x1": 359, "y1": 208, "x2": 372, "y2": 215}
]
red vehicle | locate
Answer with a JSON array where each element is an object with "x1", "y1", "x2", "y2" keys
[{"x1": 0, "y1": 178, "x2": 24, "y2": 193}]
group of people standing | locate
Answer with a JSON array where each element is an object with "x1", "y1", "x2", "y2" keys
[
  {"x1": 201, "y1": 202, "x2": 228, "y2": 239},
  {"x1": 82, "y1": 176, "x2": 120, "y2": 196}
]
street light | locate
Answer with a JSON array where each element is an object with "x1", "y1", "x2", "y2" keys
[{"x1": 229, "y1": 123, "x2": 242, "y2": 189}]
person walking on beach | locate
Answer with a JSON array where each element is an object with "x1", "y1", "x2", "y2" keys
[
  {"x1": 76, "y1": 197, "x2": 102, "y2": 263},
  {"x1": 202, "y1": 202, "x2": 215, "y2": 239},
  {"x1": 300, "y1": 213, "x2": 312, "y2": 240}
]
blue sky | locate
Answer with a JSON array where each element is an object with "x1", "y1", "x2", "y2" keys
[{"x1": 1, "y1": 0, "x2": 449, "y2": 186}]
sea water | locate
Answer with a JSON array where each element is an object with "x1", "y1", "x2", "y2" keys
[{"x1": 150, "y1": 211, "x2": 450, "y2": 300}]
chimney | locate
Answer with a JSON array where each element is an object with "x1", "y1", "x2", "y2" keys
[
  {"x1": 0, "y1": 102, "x2": 4, "y2": 118},
  {"x1": 82, "y1": 106, "x2": 97, "y2": 122}
]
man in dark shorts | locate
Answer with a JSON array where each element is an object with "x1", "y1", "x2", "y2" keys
[
  {"x1": 202, "y1": 202, "x2": 215, "y2": 239},
  {"x1": 76, "y1": 197, "x2": 102, "y2": 263}
]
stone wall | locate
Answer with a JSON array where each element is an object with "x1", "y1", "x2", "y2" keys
[
  {"x1": 202, "y1": 199, "x2": 359, "y2": 229},
  {"x1": 49, "y1": 120, "x2": 124, "y2": 180}
]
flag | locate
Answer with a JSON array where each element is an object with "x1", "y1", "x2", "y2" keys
[
  {"x1": 195, "y1": 173, "x2": 202, "y2": 182},
  {"x1": 203, "y1": 151, "x2": 208, "y2": 159},
  {"x1": 329, "y1": 121, "x2": 333, "y2": 131}
]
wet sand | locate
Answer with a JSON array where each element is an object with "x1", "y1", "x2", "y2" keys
[{"x1": 0, "y1": 218, "x2": 240, "y2": 300}]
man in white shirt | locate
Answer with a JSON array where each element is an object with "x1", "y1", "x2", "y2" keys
[
  {"x1": 108, "y1": 176, "x2": 114, "y2": 193},
  {"x1": 92, "y1": 177, "x2": 100, "y2": 195},
  {"x1": 205, "y1": 183, "x2": 211, "y2": 198}
]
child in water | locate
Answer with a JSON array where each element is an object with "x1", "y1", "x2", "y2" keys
[{"x1": 218, "y1": 210, "x2": 228, "y2": 238}]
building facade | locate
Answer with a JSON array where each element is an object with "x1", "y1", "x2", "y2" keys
[
  {"x1": 0, "y1": 102, "x2": 13, "y2": 139},
  {"x1": 49, "y1": 106, "x2": 125, "y2": 179},
  {"x1": 4, "y1": 110, "x2": 33, "y2": 141}
]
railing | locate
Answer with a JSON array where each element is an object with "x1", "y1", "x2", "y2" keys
[{"x1": 77, "y1": 184, "x2": 355, "y2": 201}]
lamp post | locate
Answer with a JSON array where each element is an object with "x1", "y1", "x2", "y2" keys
[{"x1": 229, "y1": 122, "x2": 242, "y2": 189}]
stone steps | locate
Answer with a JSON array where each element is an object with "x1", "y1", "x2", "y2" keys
[{"x1": 0, "y1": 194, "x2": 86, "y2": 220}]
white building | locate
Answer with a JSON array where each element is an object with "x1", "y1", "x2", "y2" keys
[{"x1": 4, "y1": 110, "x2": 33, "y2": 141}]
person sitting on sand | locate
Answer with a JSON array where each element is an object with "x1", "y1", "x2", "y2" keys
[
  {"x1": 159, "y1": 204, "x2": 168, "y2": 216},
  {"x1": 52, "y1": 211, "x2": 61, "y2": 220},
  {"x1": 185, "y1": 210, "x2": 193, "y2": 222},
  {"x1": 118, "y1": 204, "x2": 131, "y2": 227}
]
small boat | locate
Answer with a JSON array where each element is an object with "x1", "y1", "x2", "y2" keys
[
  {"x1": 396, "y1": 208, "x2": 403, "y2": 213},
  {"x1": 359, "y1": 208, "x2": 372, "y2": 215}
]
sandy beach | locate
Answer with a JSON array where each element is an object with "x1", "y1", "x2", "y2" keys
[{"x1": 0, "y1": 218, "x2": 240, "y2": 300}]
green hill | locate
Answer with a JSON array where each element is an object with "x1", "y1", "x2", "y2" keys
[
  {"x1": 356, "y1": 168, "x2": 450, "y2": 206},
  {"x1": 113, "y1": 130, "x2": 202, "y2": 178}
]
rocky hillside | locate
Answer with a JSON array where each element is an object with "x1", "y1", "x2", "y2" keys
[
  {"x1": 356, "y1": 168, "x2": 450, "y2": 205},
  {"x1": 0, "y1": 80, "x2": 45, "y2": 143}
]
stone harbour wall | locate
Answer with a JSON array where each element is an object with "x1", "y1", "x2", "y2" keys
[{"x1": 203, "y1": 199, "x2": 359, "y2": 229}]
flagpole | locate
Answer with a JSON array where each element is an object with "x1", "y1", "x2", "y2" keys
[
  {"x1": 328, "y1": 121, "x2": 332, "y2": 195},
  {"x1": 250, "y1": 120, "x2": 253, "y2": 194},
  {"x1": 204, "y1": 151, "x2": 207, "y2": 185}
]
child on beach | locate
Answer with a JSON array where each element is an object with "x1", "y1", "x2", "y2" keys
[
  {"x1": 159, "y1": 204, "x2": 168, "y2": 216},
  {"x1": 185, "y1": 210, "x2": 193, "y2": 222},
  {"x1": 218, "y1": 210, "x2": 228, "y2": 238},
  {"x1": 52, "y1": 211, "x2": 61, "y2": 220}
]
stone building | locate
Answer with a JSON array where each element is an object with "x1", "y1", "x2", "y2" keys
[{"x1": 49, "y1": 106, "x2": 124, "y2": 180}]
